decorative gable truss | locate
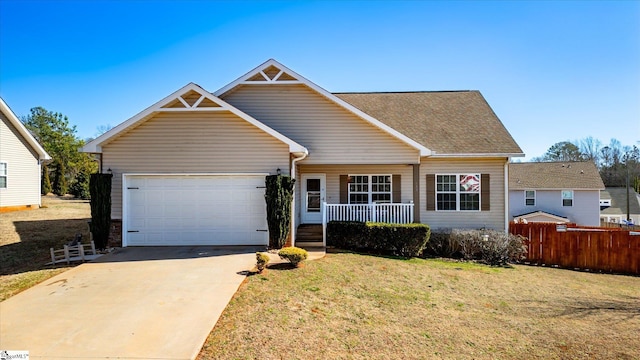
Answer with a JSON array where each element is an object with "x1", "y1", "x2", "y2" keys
[
  {"x1": 245, "y1": 64, "x2": 299, "y2": 83},
  {"x1": 83, "y1": 82, "x2": 307, "y2": 154},
  {"x1": 160, "y1": 88, "x2": 227, "y2": 110},
  {"x1": 215, "y1": 59, "x2": 432, "y2": 156}
]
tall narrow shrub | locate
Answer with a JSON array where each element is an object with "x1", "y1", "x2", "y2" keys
[
  {"x1": 41, "y1": 164, "x2": 52, "y2": 195},
  {"x1": 53, "y1": 162, "x2": 68, "y2": 196},
  {"x1": 265, "y1": 175, "x2": 295, "y2": 249},
  {"x1": 90, "y1": 173, "x2": 112, "y2": 249}
]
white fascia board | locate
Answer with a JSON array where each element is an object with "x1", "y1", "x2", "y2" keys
[
  {"x1": 0, "y1": 97, "x2": 52, "y2": 161},
  {"x1": 429, "y1": 153, "x2": 525, "y2": 158},
  {"x1": 214, "y1": 59, "x2": 432, "y2": 157},
  {"x1": 82, "y1": 82, "x2": 307, "y2": 155}
]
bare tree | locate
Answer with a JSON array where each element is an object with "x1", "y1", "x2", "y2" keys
[{"x1": 579, "y1": 136, "x2": 601, "y2": 167}]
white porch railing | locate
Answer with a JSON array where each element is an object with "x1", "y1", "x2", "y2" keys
[
  {"x1": 320, "y1": 202, "x2": 415, "y2": 246},
  {"x1": 322, "y1": 203, "x2": 414, "y2": 224}
]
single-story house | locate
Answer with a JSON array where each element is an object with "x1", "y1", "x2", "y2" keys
[
  {"x1": 509, "y1": 161, "x2": 604, "y2": 226},
  {"x1": 0, "y1": 97, "x2": 51, "y2": 212},
  {"x1": 600, "y1": 187, "x2": 640, "y2": 225},
  {"x1": 82, "y1": 59, "x2": 523, "y2": 247}
]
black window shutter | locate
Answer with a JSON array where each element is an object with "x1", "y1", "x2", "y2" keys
[
  {"x1": 392, "y1": 174, "x2": 401, "y2": 203},
  {"x1": 481, "y1": 174, "x2": 490, "y2": 211},
  {"x1": 426, "y1": 174, "x2": 435, "y2": 211},
  {"x1": 339, "y1": 175, "x2": 348, "y2": 204}
]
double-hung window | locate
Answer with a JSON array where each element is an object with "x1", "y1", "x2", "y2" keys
[
  {"x1": 348, "y1": 175, "x2": 392, "y2": 204},
  {"x1": 562, "y1": 190, "x2": 573, "y2": 207},
  {"x1": 436, "y1": 174, "x2": 480, "y2": 211},
  {"x1": 525, "y1": 190, "x2": 535, "y2": 206},
  {"x1": 0, "y1": 162, "x2": 6, "y2": 189}
]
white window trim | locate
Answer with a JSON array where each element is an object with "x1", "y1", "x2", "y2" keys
[
  {"x1": 0, "y1": 161, "x2": 7, "y2": 190},
  {"x1": 525, "y1": 190, "x2": 536, "y2": 206},
  {"x1": 435, "y1": 173, "x2": 481, "y2": 211},
  {"x1": 347, "y1": 174, "x2": 393, "y2": 204},
  {"x1": 562, "y1": 190, "x2": 574, "y2": 207}
]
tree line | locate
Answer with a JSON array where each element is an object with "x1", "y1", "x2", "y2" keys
[
  {"x1": 21, "y1": 107, "x2": 96, "y2": 199},
  {"x1": 530, "y1": 137, "x2": 640, "y2": 191}
]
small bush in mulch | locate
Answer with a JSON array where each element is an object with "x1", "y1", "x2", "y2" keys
[{"x1": 278, "y1": 247, "x2": 308, "y2": 267}]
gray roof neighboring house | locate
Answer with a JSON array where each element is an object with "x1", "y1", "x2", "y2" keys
[
  {"x1": 334, "y1": 91, "x2": 523, "y2": 156},
  {"x1": 600, "y1": 187, "x2": 640, "y2": 216},
  {"x1": 509, "y1": 161, "x2": 605, "y2": 190}
]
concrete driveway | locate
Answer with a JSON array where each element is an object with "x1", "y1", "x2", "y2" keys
[{"x1": 0, "y1": 246, "x2": 260, "y2": 360}]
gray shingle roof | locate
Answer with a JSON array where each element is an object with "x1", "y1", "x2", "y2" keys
[
  {"x1": 600, "y1": 187, "x2": 640, "y2": 215},
  {"x1": 509, "y1": 161, "x2": 605, "y2": 190},
  {"x1": 334, "y1": 91, "x2": 523, "y2": 155}
]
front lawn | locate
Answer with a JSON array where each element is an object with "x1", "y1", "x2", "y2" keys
[
  {"x1": 199, "y1": 251, "x2": 640, "y2": 359},
  {"x1": 0, "y1": 195, "x2": 90, "y2": 301}
]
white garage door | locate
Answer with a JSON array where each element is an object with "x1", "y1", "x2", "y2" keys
[{"x1": 124, "y1": 175, "x2": 268, "y2": 246}]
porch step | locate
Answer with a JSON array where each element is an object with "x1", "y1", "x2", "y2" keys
[
  {"x1": 296, "y1": 241, "x2": 324, "y2": 248},
  {"x1": 296, "y1": 224, "x2": 323, "y2": 242}
]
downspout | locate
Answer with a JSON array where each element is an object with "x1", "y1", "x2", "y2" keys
[
  {"x1": 290, "y1": 150, "x2": 308, "y2": 247},
  {"x1": 504, "y1": 159, "x2": 510, "y2": 232}
]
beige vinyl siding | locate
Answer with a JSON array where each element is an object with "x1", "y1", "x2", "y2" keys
[
  {"x1": 0, "y1": 113, "x2": 41, "y2": 207},
  {"x1": 297, "y1": 164, "x2": 414, "y2": 225},
  {"x1": 420, "y1": 157, "x2": 508, "y2": 230},
  {"x1": 222, "y1": 84, "x2": 419, "y2": 164},
  {"x1": 102, "y1": 111, "x2": 290, "y2": 219}
]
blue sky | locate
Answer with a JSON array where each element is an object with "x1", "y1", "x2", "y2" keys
[{"x1": 1, "y1": 0, "x2": 638, "y2": 160}]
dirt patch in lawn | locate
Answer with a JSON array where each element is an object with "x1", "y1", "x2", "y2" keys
[
  {"x1": 198, "y1": 251, "x2": 640, "y2": 360},
  {"x1": 0, "y1": 195, "x2": 91, "y2": 300}
]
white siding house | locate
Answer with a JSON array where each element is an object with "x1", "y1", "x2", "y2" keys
[{"x1": 0, "y1": 98, "x2": 51, "y2": 211}]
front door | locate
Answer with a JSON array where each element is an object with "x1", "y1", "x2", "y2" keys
[{"x1": 301, "y1": 174, "x2": 326, "y2": 224}]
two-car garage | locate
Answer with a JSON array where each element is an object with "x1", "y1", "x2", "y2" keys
[{"x1": 123, "y1": 174, "x2": 268, "y2": 246}]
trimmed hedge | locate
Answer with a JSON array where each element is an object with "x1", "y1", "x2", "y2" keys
[{"x1": 327, "y1": 221, "x2": 430, "y2": 258}]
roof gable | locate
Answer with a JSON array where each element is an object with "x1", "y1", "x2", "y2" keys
[
  {"x1": 335, "y1": 91, "x2": 523, "y2": 157},
  {"x1": 509, "y1": 161, "x2": 605, "y2": 190},
  {"x1": 215, "y1": 59, "x2": 432, "y2": 156},
  {"x1": 82, "y1": 83, "x2": 306, "y2": 154},
  {"x1": 0, "y1": 97, "x2": 51, "y2": 161},
  {"x1": 513, "y1": 211, "x2": 570, "y2": 223}
]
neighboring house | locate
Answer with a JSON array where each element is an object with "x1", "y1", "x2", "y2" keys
[
  {"x1": 509, "y1": 161, "x2": 605, "y2": 226},
  {"x1": 0, "y1": 97, "x2": 51, "y2": 211},
  {"x1": 600, "y1": 187, "x2": 640, "y2": 225},
  {"x1": 82, "y1": 59, "x2": 523, "y2": 247}
]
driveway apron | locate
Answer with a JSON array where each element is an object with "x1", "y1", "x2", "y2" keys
[{"x1": 0, "y1": 246, "x2": 259, "y2": 360}]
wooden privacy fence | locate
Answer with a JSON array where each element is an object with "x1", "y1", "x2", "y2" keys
[{"x1": 509, "y1": 222, "x2": 640, "y2": 275}]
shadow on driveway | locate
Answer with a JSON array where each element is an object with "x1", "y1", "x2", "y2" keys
[{"x1": 93, "y1": 245, "x2": 267, "y2": 263}]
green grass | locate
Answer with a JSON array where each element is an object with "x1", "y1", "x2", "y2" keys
[{"x1": 198, "y1": 251, "x2": 640, "y2": 360}]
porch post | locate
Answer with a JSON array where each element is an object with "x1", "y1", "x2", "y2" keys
[{"x1": 412, "y1": 163, "x2": 421, "y2": 223}]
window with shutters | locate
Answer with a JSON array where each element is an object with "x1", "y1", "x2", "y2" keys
[
  {"x1": 436, "y1": 174, "x2": 480, "y2": 211},
  {"x1": 348, "y1": 175, "x2": 392, "y2": 204}
]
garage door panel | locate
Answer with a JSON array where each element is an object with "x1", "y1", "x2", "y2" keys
[{"x1": 126, "y1": 175, "x2": 268, "y2": 246}]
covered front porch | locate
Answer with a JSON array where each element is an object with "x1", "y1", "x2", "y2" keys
[
  {"x1": 294, "y1": 164, "x2": 421, "y2": 247},
  {"x1": 295, "y1": 203, "x2": 416, "y2": 248}
]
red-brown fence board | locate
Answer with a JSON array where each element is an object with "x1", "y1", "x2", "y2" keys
[{"x1": 510, "y1": 222, "x2": 640, "y2": 275}]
